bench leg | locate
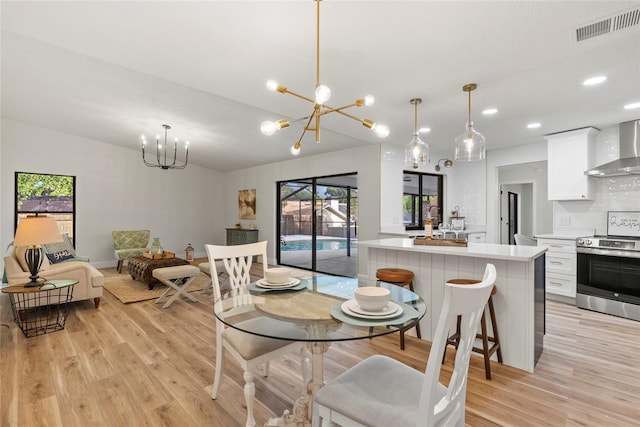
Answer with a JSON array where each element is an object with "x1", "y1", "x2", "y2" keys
[{"x1": 155, "y1": 276, "x2": 199, "y2": 308}]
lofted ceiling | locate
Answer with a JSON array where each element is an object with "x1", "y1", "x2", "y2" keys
[{"x1": 1, "y1": 1, "x2": 639, "y2": 172}]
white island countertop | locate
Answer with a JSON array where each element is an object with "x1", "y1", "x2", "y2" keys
[{"x1": 357, "y1": 238, "x2": 546, "y2": 262}]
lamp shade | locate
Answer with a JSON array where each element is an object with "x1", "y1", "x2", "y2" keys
[{"x1": 14, "y1": 216, "x2": 63, "y2": 247}]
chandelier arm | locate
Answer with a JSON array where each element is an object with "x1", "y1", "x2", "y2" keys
[
  {"x1": 333, "y1": 109, "x2": 367, "y2": 123},
  {"x1": 282, "y1": 89, "x2": 316, "y2": 105},
  {"x1": 317, "y1": 102, "x2": 360, "y2": 116}
]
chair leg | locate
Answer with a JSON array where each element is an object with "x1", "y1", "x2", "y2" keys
[
  {"x1": 400, "y1": 329, "x2": 406, "y2": 350},
  {"x1": 93, "y1": 297, "x2": 101, "y2": 308},
  {"x1": 488, "y1": 296, "x2": 503, "y2": 363},
  {"x1": 243, "y1": 370, "x2": 256, "y2": 427},
  {"x1": 211, "y1": 343, "x2": 224, "y2": 399},
  {"x1": 479, "y1": 311, "x2": 492, "y2": 380},
  {"x1": 117, "y1": 260, "x2": 123, "y2": 273}
]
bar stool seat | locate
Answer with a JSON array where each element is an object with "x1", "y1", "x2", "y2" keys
[
  {"x1": 443, "y1": 278, "x2": 503, "y2": 379},
  {"x1": 375, "y1": 268, "x2": 422, "y2": 350}
]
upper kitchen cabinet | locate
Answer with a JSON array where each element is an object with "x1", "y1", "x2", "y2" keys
[{"x1": 546, "y1": 127, "x2": 599, "y2": 200}]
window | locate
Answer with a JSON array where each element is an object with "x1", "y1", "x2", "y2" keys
[
  {"x1": 15, "y1": 172, "x2": 76, "y2": 242},
  {"x1": 403, "y1": 171, "x2": 443, "y2": 230}
]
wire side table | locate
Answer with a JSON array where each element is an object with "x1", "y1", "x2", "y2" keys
[{"x1": 2, "y1": 279, "x2": 77, "y2": 337}]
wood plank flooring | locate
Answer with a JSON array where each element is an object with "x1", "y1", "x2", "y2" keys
[{"x1": 2, "y1": 269, "x2": 639, "y2": 426}]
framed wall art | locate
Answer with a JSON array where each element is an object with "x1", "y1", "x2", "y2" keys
[{"x1": 238, "y1": 189, "x2": 256, "y2": 220}]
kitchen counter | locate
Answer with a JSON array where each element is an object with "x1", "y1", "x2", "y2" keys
[{"x1": 358, "y1": 238, "x2": 546, "y2": 373}]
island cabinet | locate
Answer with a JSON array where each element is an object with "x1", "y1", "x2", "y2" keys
[
  {"x1": 546, "y1": 127, "x2": 598, "y2": 201},
  {"x1": 357, "y1": 238, "x2": 547, "y2": 373}
]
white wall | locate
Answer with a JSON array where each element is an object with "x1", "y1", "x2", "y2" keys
[
  {"x1": 1, "y1": 119, "x2": 226, "y2": 267},
  {"x1": 222, "y1": 144, "x2": 381, "y2": 269}
]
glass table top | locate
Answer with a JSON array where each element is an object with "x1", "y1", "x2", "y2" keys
[{"x1": 213, "y1": 274, "x2": 427, "y2": 342}]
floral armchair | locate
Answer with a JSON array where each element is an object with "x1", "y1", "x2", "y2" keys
[{"x1": 112, "y1": 230, "x2": 150, "y2": 273}]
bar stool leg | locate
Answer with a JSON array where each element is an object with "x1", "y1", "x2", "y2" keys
[
  {"x1": 488, "y1": 296, "x2": 503, "y2": 363},
  {"x1": 479, "y1": 311, "x2": 492, "y2": 379}
]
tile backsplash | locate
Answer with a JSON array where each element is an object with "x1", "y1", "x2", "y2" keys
[{"x1": 554, "y1": 176, "x2": 640, "y2": 235}]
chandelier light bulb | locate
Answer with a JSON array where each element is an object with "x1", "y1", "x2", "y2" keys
[
  {"x1": 266, "y1": 80, "x2": 279, "y2": 91},
  {"x1": 373, "y1": 123, "x2": 390, "y2": 138},
  {"x1": 315, "y1": 85, "x2": 331, "y2": 104},
  {"x1": 290, "y1": 143, "x2": 301, "y2": 156},
  {"x1": 261, "y1": 121, "x2": 278, "y2": 136},
  {"x1": 364, "y1": 95, "x2": 375, "y2": 106}
]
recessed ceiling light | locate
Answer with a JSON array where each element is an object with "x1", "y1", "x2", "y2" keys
[
  {"x1": 624, "y1": 102, "x2": 640, "y2": 110},
  {"x1": 482, "y1": 108, "x2": 498, "y2": 115},
  {"x1": 583, "y1": 76, "x2": 607, "y2": 86},
  {"x1": 419, "y1": 127, "x2": 431, "y2": 133},
  {"x1": 527, "y1": 122, "x2": 541, "y2": 129}
]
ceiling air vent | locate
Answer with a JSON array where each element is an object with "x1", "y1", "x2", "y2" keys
[{"x1": 576, "y1": 7, "x2": 640, "y2": 42}]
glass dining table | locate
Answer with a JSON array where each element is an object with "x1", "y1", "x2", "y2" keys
[{"x1": 213, "y1": 273, "x2": 427, "y2": 427}]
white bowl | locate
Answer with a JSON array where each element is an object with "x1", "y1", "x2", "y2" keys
[
  {"x1": 265, "y1": 267, "x2": 292, "y2": 284},
  {"x1": 354, "y1": 287, "x2": 391, "y2": 312}
]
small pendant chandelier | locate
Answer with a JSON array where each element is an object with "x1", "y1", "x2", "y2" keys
[
  {"x1": 404, "y1": 98, "x2": 429, "y2": 169},
  {"x1": 141, "y1": 124, "x2": 189, "y2": 170},
  {"x1": 454, "y1": 83, "x2": 486, "y2": 161}
]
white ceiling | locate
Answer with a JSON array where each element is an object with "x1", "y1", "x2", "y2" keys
[{"x1": 2, "y1": 1, "x2": 639, "y2": 172}]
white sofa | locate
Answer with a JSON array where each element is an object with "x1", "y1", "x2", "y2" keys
[{"x1": 4, "y1": 247, "x2": 104, "y2": 308}]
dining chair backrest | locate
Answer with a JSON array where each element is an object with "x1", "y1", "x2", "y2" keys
[
  {"x1": 514, "y1": 234, "x2": 537, "y2": 246},
  {"x1": 205, "y1": 241, "x2": 268, "y2": 301},
  {"x1": 419, "y1": 263, "x2": 496, "y2": 425}
]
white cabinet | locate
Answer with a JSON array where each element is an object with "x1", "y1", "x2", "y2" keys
[
  {"x1": 537, "y1": 238, "x2": 577, "y2": 299},
  {"x1": 546, "y1": 127, "x2": 598, "y2": 200},
  {"x1": 467, "y1": 232, "x2": 486, "y2": 243}
]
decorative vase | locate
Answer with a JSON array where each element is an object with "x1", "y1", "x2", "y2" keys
[{"x1": 150, "y1": 237, "x2": 163, "y2": 256}]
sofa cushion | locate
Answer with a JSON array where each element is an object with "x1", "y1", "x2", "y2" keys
[
  {"x1": 46, "y1": 249, "x2": 75, "y2": 264},
  {"x1": 15, "y1": 246, "x2": 51, "y2": 272}
]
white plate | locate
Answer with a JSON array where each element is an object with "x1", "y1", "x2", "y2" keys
[
  {"x1": 341, "y1": 300, "x2": 402, "y2": 319},
  {"x1": 256, "y1": 278, "x2": 301, "y2": 289}
]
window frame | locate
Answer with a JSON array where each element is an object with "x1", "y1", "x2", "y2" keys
[{"x1": 403, "y1": 171, "x2": 444, "y2": 231}]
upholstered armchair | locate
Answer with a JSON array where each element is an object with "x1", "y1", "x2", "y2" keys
[{"x1": 112, "y1": 230, "x2": 150, "y2": 273}]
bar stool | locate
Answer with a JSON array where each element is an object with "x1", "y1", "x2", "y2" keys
[
  {"x1": 442, "y1": 278, "x2": 503, "y2": 379},
  {"x1": 375, "y1": 268, "x2": 422, "y2": 350}
]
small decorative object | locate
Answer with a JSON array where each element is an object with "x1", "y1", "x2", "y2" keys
[
  {"x1": 185, "y1": 243, "x2": 194, "y2": 262},
  {"x1": 234, "y1": 223, "x2": 241, "y2": 230},
  {"x1": 238, "y1": 189, "x2": 256, "y2": 219},
  {"x1": 248, "y1": 222, "x2": 254, "y2": 230},
  {"x1": 150, "y1": 237, "x2": 163, "y2": 256}
]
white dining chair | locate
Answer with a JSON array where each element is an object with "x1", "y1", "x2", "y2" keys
[
  {"x1": 205, "y1": 241, "x2": 305, "y2": 427},
  {"x1": 313, "y1": 263, "x2": 497, "y2": 427}
]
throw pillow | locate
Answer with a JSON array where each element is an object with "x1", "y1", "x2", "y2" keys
[
  {"x1": 43, "y1": 233, "x2": 77, "y2": 257},
  {"x1": 46, "y1": 249, "x2": 75, "y2": 264},
  {"x1": 15, "y1": 246, "x2": 51, "y2": 272}
]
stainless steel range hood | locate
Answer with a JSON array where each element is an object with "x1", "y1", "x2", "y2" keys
[{"x1": 585, "y1": 119, "x2": 640, "y2": 177}]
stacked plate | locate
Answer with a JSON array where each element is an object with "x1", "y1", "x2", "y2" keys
[
  {"x1": 341, "y1": 300, "x2": 403, "y2": 319},
  {"x1": 256, "y1": 278, "x2": 301, "y2": 289}
]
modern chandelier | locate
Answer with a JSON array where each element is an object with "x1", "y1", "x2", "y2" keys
[
  {"x1": 454, "y1": 83, "x2": 486, "y2": 161},
  {"x1": 404, "y1": 98, "x2": 429, "y2": 169},
  {"x1": 260, "y1": 0, "x2": 390, "y2": 156},
  {"x1": 141, "y1": 124, "x2": 189, "y2": 170}
]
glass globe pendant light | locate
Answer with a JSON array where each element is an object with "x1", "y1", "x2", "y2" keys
[
  {"x1": 454, "y1": 83, "x2": 486, "y2": 161},
  {"x1": 404, "y1": 98, "x2": 429, "y2": 169}
]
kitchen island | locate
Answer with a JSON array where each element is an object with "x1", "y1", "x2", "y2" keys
[{"x1": 357, "y1": 238, "x2": 547, "y2": 372}]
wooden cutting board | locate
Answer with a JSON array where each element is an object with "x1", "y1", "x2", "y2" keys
[{"x1": 413, "y1": 238, "x2": 468, "y2": 247}]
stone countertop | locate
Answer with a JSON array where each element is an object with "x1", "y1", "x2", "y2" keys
[
  {"x1": 535, "y1": 234, "x2": 589, "y2": 240},
  {"x1": 357, "y1": 238, "x2": 547, "y2": 262}
]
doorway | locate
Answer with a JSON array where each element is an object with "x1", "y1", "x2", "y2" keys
[
  {"x1": 500, "y1": 183, "x2": 533, "y2": 244},
  {"x1": 277, "y1": 173, "x2": 357, "y2": 277}
]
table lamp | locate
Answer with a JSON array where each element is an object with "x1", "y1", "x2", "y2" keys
[{"x1": 13, "y1": 215, "x2": 63, "y2": 286}]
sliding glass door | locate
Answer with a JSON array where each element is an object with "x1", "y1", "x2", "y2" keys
[{"x1": 277, "y1": 173, "x2": 357, "y2": 277}]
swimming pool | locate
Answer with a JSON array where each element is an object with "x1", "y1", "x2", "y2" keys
[{"x1": 281, "y1": 239, "x2": 356, "y2": 251}]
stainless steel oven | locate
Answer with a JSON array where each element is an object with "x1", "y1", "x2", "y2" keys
[{"x1": 576, "y1": 211, "x2": 640, "y2": 321}]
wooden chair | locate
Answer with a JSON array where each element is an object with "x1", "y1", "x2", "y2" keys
[
  {"x1": 313, "y1": 264, "x2": 497, "y2": 427},
  {"x1": 205, "y1": 241, "x2": 305, "y2": 427}
]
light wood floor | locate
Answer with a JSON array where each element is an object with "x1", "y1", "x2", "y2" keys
[{"x1": 2, "y1": 270, "x2": 639, "y2": 427}]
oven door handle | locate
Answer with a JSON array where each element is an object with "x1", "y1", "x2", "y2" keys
[{"x1": 577, "y1": 247, "x2": 640, "y2": 259}]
